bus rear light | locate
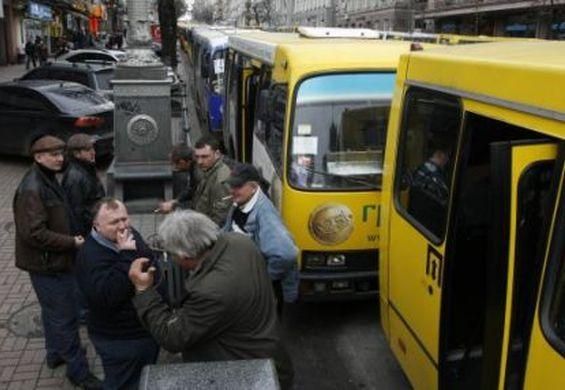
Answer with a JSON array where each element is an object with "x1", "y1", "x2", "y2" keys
[{"x1": 74, "y1": 116, "x2": 105, "y2": 128}]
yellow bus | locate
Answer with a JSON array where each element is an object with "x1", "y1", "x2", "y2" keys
[
  {"x1": 380, "y1": 40, "x2": 565, "y2": 389},
  {"x1": 223, "y1": 27, "x2": 422, "y2": 300}
]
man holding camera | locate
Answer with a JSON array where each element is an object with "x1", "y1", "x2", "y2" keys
[
  {"x1": 129, "y1": 210, "x2": 294, "y2": 389},
  {"x1": 75, "y1": 198, "x2": 159, "y2": 390}
]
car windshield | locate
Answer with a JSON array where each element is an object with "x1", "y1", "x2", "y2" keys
[
  {"x1": 288, "y1": 72, "x2": 395, "y2": 191},
  {"x1": 44, "y1": 85, "x2": 108, "y2": 112},
  {"x1": 95, "y1": 69, "x2": 115, "y2": 90}
]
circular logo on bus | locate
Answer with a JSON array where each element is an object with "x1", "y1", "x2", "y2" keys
[
  {"x1": 126, "y1": 114, "x2": 159, "y2": 146},
  {"x1": 308, "y1": 204, "x2": 354, "y2": 245}
]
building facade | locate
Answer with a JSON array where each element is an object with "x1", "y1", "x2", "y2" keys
[
  {"x1": 416, "y1": 0, "x2": 565, "y2": 39},
  {"x1": 334, "y1": 0, "x2": 413, "y2": 31},
  {"x1": 0, "y1": 0, "x2": 121, "y2": 66}
]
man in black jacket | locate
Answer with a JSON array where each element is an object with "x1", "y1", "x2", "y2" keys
[
  {"x1": 13, "y1": 135, "x2": 101, "y2": 389},
  {"x1": 62, "y1": 134, "x2": 105, "y2": 237},
  {"x1": 76, "y1": 198, "x2": 159, "y2": 390}
]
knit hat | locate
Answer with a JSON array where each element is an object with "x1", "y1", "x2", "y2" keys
[
  {"x1": 29, "y1": 135, "x2": 65, "y2": 155},
  {"x1": 67, "y1": 133, "x2": 94, "y2": 151}
]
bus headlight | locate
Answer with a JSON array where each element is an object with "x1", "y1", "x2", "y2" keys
[
  {"x1": 304, "y1": 253, "x2": 325, "y2": 268},
  {"x1": 327, "y1": 254, "x2": 346, "y2": 266}
]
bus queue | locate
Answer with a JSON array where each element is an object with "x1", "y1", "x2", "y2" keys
[{"x1": 178, "y1": 24, "x2": 565, "y2": 390}]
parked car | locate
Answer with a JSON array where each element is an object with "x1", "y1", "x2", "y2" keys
[
  {"x1": 58, "y1": 48, "x2": 127, "y2": 63},
  {"x1": 20, "y1": 61, "x2": 115, "y2": 100},
  {"x1": 58, "y1": 49, "x2": 181, "y2": 93},
  {"x1": 0, "y1": 80, "x2": 114, "y2": 158}
]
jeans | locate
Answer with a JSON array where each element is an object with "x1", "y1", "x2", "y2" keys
[
  {"x1": 29, "y1": 272, "x2": 90, "y2": 382},
  {"x1": 90, "y1": 334, "x2": 159, "y2": 390}
]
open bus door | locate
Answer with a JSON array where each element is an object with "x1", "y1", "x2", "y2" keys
[
  {"x1": 385, "y1": 87, "x2": 564, "y2": 390},
  {"x1": 491, "y1": 142, "x2": 565, "y2": 389},
  {"x1": 488, "y1": 141, "x2": 561, "y2": 389}
]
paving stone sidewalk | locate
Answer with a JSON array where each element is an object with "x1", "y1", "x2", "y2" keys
[{"x1": 0, "y1": 158, "x2": 180, "y2": 390}]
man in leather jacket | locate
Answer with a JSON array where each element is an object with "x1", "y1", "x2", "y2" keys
[
  {"x1": 62, "y1": 134, "x2": 106, "y2": 237},
  {"x1": 13, "y1": 135, "x2": 102, "y2": 389}
]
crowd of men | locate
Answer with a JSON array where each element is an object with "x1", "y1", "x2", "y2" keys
[{"x1": 13, "y1": 133, "x2": 298, "y2": 390}]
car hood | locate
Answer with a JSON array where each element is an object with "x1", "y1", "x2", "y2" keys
[{"x1": 63, "y1": 100, "x2": 114, "y2": 116}]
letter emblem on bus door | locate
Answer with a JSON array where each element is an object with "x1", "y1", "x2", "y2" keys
[{"x1": 426, "y1": 245, "x2": 443, "y2": 290}]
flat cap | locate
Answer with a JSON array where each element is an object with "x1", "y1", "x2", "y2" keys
[
  {"x1": 29, "y1": 135, "x2": 66, "y2": 155},
  {"x1": 67, "y1": 133, "x2": 94, "y2": 151},
  {"x1": 224, "y1": 163, "x2": 264, "y2": 188}
]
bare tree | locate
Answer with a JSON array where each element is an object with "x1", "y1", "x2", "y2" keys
[
  {"x1": 175, "y1": 0, "x2": 188, "y2": 16},
  {"x1": 192, "y1": 0, "x2": 215, "y2": 23},
  {"x1": 246, "y1": 0, "x2": 274, "y2": 26}
]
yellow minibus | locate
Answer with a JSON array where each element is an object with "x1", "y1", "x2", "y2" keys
[
  {"x1": 223, "y1": 27, "x2": 422, "y2": 300},
  {"x1": 380, "y1": 40, "x2": 565, "y2": 389}
]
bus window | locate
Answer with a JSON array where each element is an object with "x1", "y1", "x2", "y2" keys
[
  {"x1": 394, "y1": 88, "x2": 461, "y2": 240},
  {"x1": 548, "y1": 251, "x2": 565, "y2": 345},
  {"x1": 255, "y1": 82, "x2": 287, "y2": 173},
  {"x1": 288, "y1": 73, "x2": 395, "y2": 191},
  {"x1": 211, "y1": 50, "x2": 225, "y2": 94},
  {"x1": 541, "y1": 176, "x2": 565, "y2": 353}
]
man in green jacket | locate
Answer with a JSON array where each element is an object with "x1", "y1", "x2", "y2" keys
[
  {"x1": 128, "y1": 210, "x2": 293, "y2": 389},
  {"x1": 190, "y1": 136, "x2": 232, "y2": 225},
  {"x1": 157, "y1": 136, "x2": 231, "y2": 226}
]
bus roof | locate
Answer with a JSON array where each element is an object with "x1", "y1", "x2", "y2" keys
[
  {"x1": 192, "y1": 28, "x2": 229, "y2": 49},
  {"x1": 405, "y1": 41, "x2": 565, "y2": 120},
  {"x1": 228, "y1": 31, "x2": 418, "y2": 70}
]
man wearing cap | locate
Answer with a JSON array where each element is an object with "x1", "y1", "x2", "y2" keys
[
  {"x1": 62, "y1": 133, "x2": 106, "y2": 237},
  {"x1": 223, "y1": 163, "x2": 299, "y2": 315},
  {"x1": 13, "y1": 135, "x2": 102, "y2": 389}
]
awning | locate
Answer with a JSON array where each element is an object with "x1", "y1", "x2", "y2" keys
[{"x1": 506, "y1": 24, "x2": 527, "y2": 32}]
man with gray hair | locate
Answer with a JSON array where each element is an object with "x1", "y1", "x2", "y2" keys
[{"x1": 128, "y1": 210, "x2": 293, "y2": 389}]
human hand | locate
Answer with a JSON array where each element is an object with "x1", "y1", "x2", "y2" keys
[
  {"x1": 129, "y1": 258, "x2": 156, "y2": 292},
  {"x1": 74, "y1": 235, "x2": 85, "y2": 248},
  {"x1": 116, "y1": 229, "x2": 136, "y2": 251}
]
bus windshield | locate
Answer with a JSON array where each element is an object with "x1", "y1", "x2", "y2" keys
[{"x1": 288, "y1": 72, "x2": 395, "y2": 191}]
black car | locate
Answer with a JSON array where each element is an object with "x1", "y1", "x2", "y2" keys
[
  {"x1": 0, "y1": 80, "x2": 114, "y2": 158},
  {"x1": 20, "y1": 61, "x2": 115, "y2": 100}
]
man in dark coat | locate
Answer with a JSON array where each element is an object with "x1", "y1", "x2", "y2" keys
[
  {"x1": 62, "y1": 134, "x2": 105, "y2": 237},
  {"x1": 129, "y1": 210, "x2": 294, "y2": 389},
  {"x1": 13, "y1": 135, "x2": 101, "y2": 389},
  {"x1": 158, "y1": 143, "x2": 197, "y2": 212},
  {"x1": 25, "y1": 38, "x2": 36, "y2": 69},
  {"x1": 76, "y1": 198, "x2": 159, "y2": 390}
]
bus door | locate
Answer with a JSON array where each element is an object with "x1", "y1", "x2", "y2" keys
[
  {"x1": 386, "y1": 88, "x2": 463, "y2": 388},
  {"x1": 489, "y1": 141, "x2": 558, "y2": 389},
  {"x1": 241, "y1": 63, "x2": 262, "y2": 162},
  {"x1": 490, "y1": 142, "x2": 563, "y2": 390}
]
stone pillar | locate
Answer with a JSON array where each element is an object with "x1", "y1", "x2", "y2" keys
[{"x1": 107, "y1": 0, "x2": 173, "y2": 212}]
